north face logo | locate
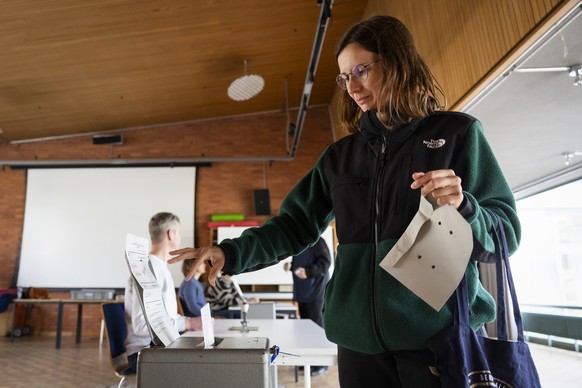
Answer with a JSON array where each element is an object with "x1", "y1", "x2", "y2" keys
[{"x1": 423, "y1": 139, "x2": 446, "y2": 149}]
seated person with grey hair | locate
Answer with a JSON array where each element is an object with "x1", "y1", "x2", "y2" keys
[{"x1": 124, "y1": 212, "x2": 202, "y2": 373}]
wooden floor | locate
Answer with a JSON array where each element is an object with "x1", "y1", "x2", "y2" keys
[
  {"x1": 0, "y1": 335, "x2": 339, "y2": 388},
  {"x1": 1, "y1": 335, "x2": 581, "y2": 387}
]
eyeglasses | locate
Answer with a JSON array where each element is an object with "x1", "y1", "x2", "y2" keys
[{"x1": 336, "y1": 60, "x2": 380, "y2": 90}]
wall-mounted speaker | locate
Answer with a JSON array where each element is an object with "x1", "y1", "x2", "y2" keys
[
  {"x1": 92, "y1": 134, "x2": 123, "y2": 145},
  {"x1": 254, "y1": 189, "x2": 271, "y2": 216}
]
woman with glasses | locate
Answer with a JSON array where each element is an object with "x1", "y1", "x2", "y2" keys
[{"x1": 170, "y1": 15, "x2": 519, "y2": 387}]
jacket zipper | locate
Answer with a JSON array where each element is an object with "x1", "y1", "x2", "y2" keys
[{"x1": 371, "y1": 134, "x2": 389, "y2": 350}]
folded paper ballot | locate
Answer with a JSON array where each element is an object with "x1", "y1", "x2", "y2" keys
[{"x1": 379, "y1": 195, "x2": 473, "y2": 311}]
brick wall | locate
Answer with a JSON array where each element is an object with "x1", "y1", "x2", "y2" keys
[{"x1": 0, "y1": 105, "x2": 335, "y2": 337}]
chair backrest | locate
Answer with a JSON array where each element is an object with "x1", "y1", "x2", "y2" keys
[
  {"x1": 247, "y1": 302, "x2": 276, "y2": 319},
  {"x1": 101, "y1": 302, "x2": 131, "y2": 376},
  {"x1": 177, "y1": 295, "x2": 185, "y2": 316}
]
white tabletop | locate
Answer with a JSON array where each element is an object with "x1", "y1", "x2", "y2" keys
[
  {"x1": 228, "y1": 302, "x2": 298, "y2": 312},
  {"x1": 184, "y1": 318, "x2": 337, "y2": 365},
  {"x1": 245, "y1": 292, "x2": 293, "y2": 300}
]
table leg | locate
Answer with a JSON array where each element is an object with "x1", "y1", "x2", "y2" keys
[
  {"x1": 75, "y1": 303, "x2": 83, "y2": 344},
  {"x1": 304, "y1": 365, "x2": 311, "y2": 388},
  {"x1": 99, "y1": 319, "x2": 105, "y2": 348},
  {"x1": 10, "y1": 303, "x2": 17, "y2": 342},
  {"x1": 269, "y1": 364, "x2": 278, "y2": 388},
  {"x1": 56, "y1": 302, "x2": 63, "y2": 349}
]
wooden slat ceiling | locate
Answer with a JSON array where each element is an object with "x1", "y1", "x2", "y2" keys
[{"x1": 0, "y1": 0, "x2": 366, "y2": 142}]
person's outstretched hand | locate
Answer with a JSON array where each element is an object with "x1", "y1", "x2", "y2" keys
[
  {"x1": 185, "y1": 316, "x2": 204, "y2": 331},
  {"x1": 410, "y1": 170, "x2": 464, "y2": 209},
  {"x1": 169, "y1": 246, "x2": 225, "y2": 286}
]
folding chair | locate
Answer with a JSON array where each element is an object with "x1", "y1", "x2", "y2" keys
[{"x1": 101, "y1": 303, "x2": 135, "y2": 388}]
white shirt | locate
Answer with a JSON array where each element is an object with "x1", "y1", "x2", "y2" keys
[{"x1": 124, "y1": 254, "x2": 186, "y2": 356}]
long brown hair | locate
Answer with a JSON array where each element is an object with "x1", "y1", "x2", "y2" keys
[{"x1": 335, "y1": 15, "x2": 445, "y2": 133}]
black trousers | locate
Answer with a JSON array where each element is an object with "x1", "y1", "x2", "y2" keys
[
  {"x1": 337, "y1": 345, "x2": 441, "y2": 388},
  {"x1": 128, "y1": 352, "x2": 138, "y2": 374},
  {"x1": 298, "y1": 299, "x2": 324, "y2": 327}
]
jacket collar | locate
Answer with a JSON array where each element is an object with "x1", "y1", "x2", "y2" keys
[{"x1": 360, "y1": 110, "x2": 423, "y2": 153}]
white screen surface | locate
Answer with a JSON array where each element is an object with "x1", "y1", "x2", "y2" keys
[
  {"x1": 17, "y1": 167, "x2": 196, "y2": 289},
  {"x1": 217, "y1": 226, "x2": 335, "y2": 285}
]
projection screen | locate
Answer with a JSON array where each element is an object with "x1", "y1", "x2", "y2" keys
[{"x1": 17, "y1": 167, "x2": 196, "y2": 289}]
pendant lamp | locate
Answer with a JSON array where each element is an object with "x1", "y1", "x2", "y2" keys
[{"x1": 227, "y1": 60, "x2": 265, "y2": 101}]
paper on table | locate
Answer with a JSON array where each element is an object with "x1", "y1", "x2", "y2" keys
[
  {"x1": 201, "y1": 303, "x2": 214, "y2": 348},
  {"x1": 231, "y1": 277, "x2": 245, "y2": 299},
  {"x1": 379, "y1": 195, "x2": 473, "y2": 311},
  {"x1": 125, "y1": 233, "x2": 180, "y2": 346}
]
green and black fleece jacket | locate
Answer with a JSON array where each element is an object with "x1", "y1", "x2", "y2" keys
[{"x1": 219, "y1": 110, "x2": 520, "y2": 354}]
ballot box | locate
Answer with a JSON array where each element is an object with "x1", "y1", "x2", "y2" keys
[{"x1": 137, "y1": 336, "x2": 270, "y2": 388}]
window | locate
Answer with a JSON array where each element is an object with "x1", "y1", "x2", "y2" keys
[{"x1": 511, "y1": 180, "x2": 582, "y2": 307}]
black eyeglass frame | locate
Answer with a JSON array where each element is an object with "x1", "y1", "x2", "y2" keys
[{"x1": 336, "y1": 60, "x2": 380, "y2": 90}]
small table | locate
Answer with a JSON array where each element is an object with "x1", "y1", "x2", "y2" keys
[
  {"x1": 245, "y1": 292, "x2": 293, "y2": 301},
  {"x1": 184, "y1": 318, "x2": 337, "y2": 388},
  {"x1": 10, "y1": 298, "x2": 121, "y2": 349},
  {"x1": 229, "y1": 302, "x2": 299, "y2": 319}
]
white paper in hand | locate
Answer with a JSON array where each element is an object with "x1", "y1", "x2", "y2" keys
[
  {"x1": 379, "y1": 195, "x2": 473, "y2": 311},
  {"x1": 201, "y1": 303, "x2": 215, "y2": 348},
  {"x1": 125, "y1": 234, "x2": 180, "y2": 346}
]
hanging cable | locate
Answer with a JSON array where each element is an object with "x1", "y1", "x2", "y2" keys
[{"x1": 284, "y1": 76, "x2": 291, "y2": 154}]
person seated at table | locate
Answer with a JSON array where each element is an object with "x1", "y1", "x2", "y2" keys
[
  {"x1": 205, "y1": 275, "x2": 258, "y2": 319},
  {"x1": 178, "y1": 259, "x2": 207, "y2": 317},
  {"x1": 124, "y1": 212, "x2": 203, "y2": 373}
]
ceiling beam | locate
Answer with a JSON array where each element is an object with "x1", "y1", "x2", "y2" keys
[{"x1": 289, "y1": 0, "x2": 334, "y2": 157}]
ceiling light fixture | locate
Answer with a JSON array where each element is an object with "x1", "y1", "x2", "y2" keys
[
  {"x1": 569, "y1": 64, "x2": 582, "y2": 86},
  {"x1": 563, "y1": 151, "x2": 582, "y2": 166},
  {"x1": 514, "y1": 63, "x2": 582, "y2": 86},
  {"x1": 227, "y1": 60, "x2": 265, "y2": 101}
]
